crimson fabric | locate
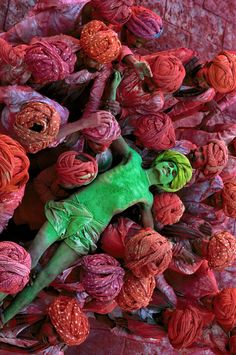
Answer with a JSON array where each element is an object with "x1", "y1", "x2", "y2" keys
[
  {"x1": 152, "y1": 192, "x2": 185, "y2": 225},
  {"x1": 229, "y1": 335, "x2": 236, "y2": 354},
  {"x1": 100, "y1": 217, "x2": 142, "y2": 258},
  {"x1": 83, "y1": 299, "x2": 117, "y2": 314},
  {"x1": 81, "y1": 253, "x2": 125, "y2": 301},
  {"x1": 0, "y1": 38, "x2": 23, "y2": 66},
  {"x1": 134, "y1": 113, "x2": 175, "y2": 150},
  {"x1": 116, "y1": 271, "x2": 155, "y2": 311},
  {"x1": 80, "y1": 20, "x2": 121, "y2": 64},
  {"x1": 0, "y1": 241, "x2": 31, "y2": 294},
  {"x1": 125, "y1": 228, "x2": 172, "y2": 277},
  {"x1": 202, "y1": 139, "x2": 228, "y2": 178},
  {"x1": 213, "y1": 288, "x2": 236, "y2": 332},
  {"x1": 56, "y1": 151, "x2": 98, "y2": 187},
  {"x1": 14, "y1": 101, "x2": 60, "y2": 153},
  {"x1": 48, "y1": 296, "x2": 90, "y2": 346},
  {"x1": 91, "y1": 0, "x2": 133, "y2": 25},
  {"x1": 222, "y1": 180, "x2": 236, "y2": 218}
]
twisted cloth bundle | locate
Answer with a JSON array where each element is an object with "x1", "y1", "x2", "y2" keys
[
  {"x1": 0, "y1": 134, "x2": 29, "y2": 193},
  {"x1": 164, "y1": 306, "x2": 203, "y2": 349},
  {"x1": 48, "y1": 296, "x2": 90, "y2": 346},
  {"x1": 82, "y1": 111, "x2": 121, "y2": 144},
  {"x1": 81, "y1": 253, "x2": 125, "y2": 301},
  {"x1": 125, "y1": 228, "x2": 172, "y2": 277},
  {"x1": 152, "y1": 192, "x2": 185, "y2": 225},
  {"x1": 213, "y1": 288, "x2": 236, "y2": 332},
  {"x1": 202, "y1": 139, "x2": 228, "y2": 178},
  {"x1": 91, "y1": 0, "x2": 134, "y2": 25},
  {"x1": 56, "y1": 151, "x2": 98, "y2": 187},
  {"x1": 201, "y1": 231, "x2": 236, "y2": 270},
  {"x1": 25, "y1": 37, "x2": 77, "y2": 84},
  {"x1": 0, "y1": 241, "x2": 31, "y2": 294},
  {"x1": 14, "y1": 101, "x2": 61, "y2": 154},
  {"x1": 80, "y1": 20, "x2": 121, "y2": 64},
  {"x1": 0, "y1": 38, "x2": 23, "y2": 67},
  {"x1": 134, "y1": 113, "x2": 175, "y2": 151},
  {"x1": 126, "y1": 6, "x2": 163, "y2": 39},
  {"x1": 151, "y1": 54, "x2": 186, "y2": 93},
  {"x1": 222, "y1": 180, "x2": 236, "y2": 218},
  {"x1": 153, "y1": 150, "x2": 192, "y2": 192},
  {"x1": 205, "y1": 51, "x2": 236, "y2": 94}
]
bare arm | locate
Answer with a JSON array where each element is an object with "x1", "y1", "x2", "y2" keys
[
  {"x1": 140, "y1": 204, "x2": 154, "y2": 229},
  {"x1": 110, "y1": 137, "x2": 130, "y2": 159}
]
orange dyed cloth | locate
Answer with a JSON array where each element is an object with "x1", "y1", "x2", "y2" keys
[
  {"x1": 213, "y1": 288, "x2": 236, "y2": 332},
  {"x1": 152, "y1": 192, "x2": 185, "y2": 226}
]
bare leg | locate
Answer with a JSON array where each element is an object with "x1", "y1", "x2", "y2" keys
[{"x1": 2, "y1": 242, "x2": 78, "y2": 325}]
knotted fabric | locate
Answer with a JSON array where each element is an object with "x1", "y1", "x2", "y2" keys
[
  {"x1": 91, "y1": 0, "x2": 133, "y2": 25},
  {"x1": 222, "y1": 180, "x2": 236, "y2": 218},
  {"x1": 14, "y1": 101, "x2": 61, "y2": 154},
  {"x1": 80, "y1": 20, "x2": 121, "y2": 64},
  {"x1": 56, "y1": 151, "x2": 98, "y2": 187},
  {"x1": 152, "y1": 192, "x2": 185, "y2": 225},
  {"x1": 0, "y1": 241, "x2": 31, "y2": 294},
  {"x1": 126, "y1": 6, "x2": 163, "y2": 39},
  {"x1": 213, "y1": 288, "x2": 236, "y2": 332},
  {"x1": 81, "y1": 254, "x2": 125, "y2": 301},
  {"x1": 48, "y1": 296, "x2": 90, "y2": 346},
  {"x1": 202, "y1": 139, "x2": 228, "y2": 178},
  {"x1": 0, "y1": 38, "x2": 23, "y2": 67},
  {"x1": 125, "y1": 228, "x2": 172, "y2": 277},
  {"x1": 116, "y1": 271, "x2": 155, "y2": 311}
]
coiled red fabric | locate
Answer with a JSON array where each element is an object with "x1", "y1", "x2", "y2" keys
[
  {"x1": 222, "y1": 179, "x2": 236, "y2": 218},
  {"x1": 202, "y1": 139, "x2": 228, "y2": 178},
  {"x1": 91, "y1": 0, "x2": 133, "y2": 25},
  {"x1": 152, "y1": 192, "x2": 185, "y2": 225},
  {"x1": 213, "y1": 288, "x2": 236, "y2": 332}
]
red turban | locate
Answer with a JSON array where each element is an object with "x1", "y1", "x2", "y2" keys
[
  {"x1": 151, "y1": 54, "x2": 186, "y2": 93},
  {"x1": 134, "y1": 113, "x2": 175, "y2": 150},
  {"x1": 125, "y1": 228, "x2": 172, "y2": 278},
  {"x1": 116, "y1": 271, "x2": 155, "y2": 311},
  {"x1": 101, "y1": 217, "x2": 141, "y2": 258},
  {"x1": 48, "y1": 296, "x2": 90, "y2": 346},
  {"x1": 152, "y1": 192, "x2": 185, "y2": 225},
  {"x1": 222, "y1": 180, "x2": 236, "y2": 218},
  {"x1": 0, "y1": 241, "x2": 31, "y2": 294},
  {"x1": 82, "y1": 111, "x2": 120, "y2": 145},
  {"x1": 80, "y1": 20, "x2": 121, "y2": 64},
  {"x1": 56, "y1": 151, "x2": 98, "y2": 187},
  {"x1": 91, "y1": 0, "x2": 133, "y2": 25},
  {"x1": 202, "y1": 139, "x2": 228, "y2": 178},
  {"x1": 213, "y1": 288, "x2": 236, "y2": 332},
  {"x1": 14, "y1": 101, "x2": 61, "y2": 154},
  {"x1": 205, "y1": 51, "x2": 236, "y2": 93},
  {"x1": 126, "y1": 6, "x2": 163, "y2": 40},
  {"x1": 164, "y1": 306, "x2": 203, "y2": 349},
  {"x1": 25, "y1": 37, "x2": 77, "y2": 84},
  {"x1": 81, "y1": 254, "x2": 125, "y2": 302},
  {"x1": 201, "y1": 231, "x2": 236, "y2": 270},
  {"x1": 0, "y1": 134, "x2": 29, "y2": 193}
]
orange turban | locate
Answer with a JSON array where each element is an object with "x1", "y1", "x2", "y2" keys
[
  {"x1": 151, "y1": 54, "x2": 186, "y2": 93},
  {"x1": 205, "y1": 51, "x2": 236, "y2": 94},
  {"x1": 222, "y1": 180, "x2": 236, "y2": 218},
  {"x1": 152, "y1": 192, "x2": 185, "y2": 225},
  {"x1": 202, "y1": 139, "x2": 228, "y2": 178},
  {"x1": 116, "y1": 271, "x2": 155, "y2": 311},
  {"x1": 48, "y1": 296, "x2": 90, "y2": 346},
  {"x1": 14, "y1": 101, "x2": 61, "y2": 154},
  {"x1": 80, "y1": 20, "x2": 121, "y2": 64},
  {"x1": 213, "y1": 288, "x2": 236, "y2": 332},
  {"x1": 125, "y1": 228, "x2": 172, "y2": 278}
]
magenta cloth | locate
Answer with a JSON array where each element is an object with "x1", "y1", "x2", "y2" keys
[
  {"x1": 91, "y1": 0, "x2": 134, "y2": 25},
  {"x1": 81, "y1": 254, "x2": 125, "y2": 302},
  {"x1": 0, "y1": 241, "x2": 31, "y2": 294}
]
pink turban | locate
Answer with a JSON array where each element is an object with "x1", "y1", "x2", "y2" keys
[
  {"x1": 134, "y1": 113, "x2": 175, "y2": 150},
  {"x1": 56, "y1": 151, "x2": 98, "y2": 187},
  {"x1": 91, "y1": 0, "x2": 134, "y2": 25},
  {"x1": 222, "y1": 180, "x2": 236, "y2": 218},
  {"x1": 152, "y1": 192, "x2": 185, "y2": 225},
  {"x1": 0, "y1": 241, "x2": 31, "y2": 294},
  {"x1": 213, "y1": 288, "x2": 236, "y2": 332},
  {"x1": 81, "y1": 254, "x2": 124, "y2": 301},
  {"x1": 202, "y1": 139, "x2": 228, "y2": 178},
  {"x1": 126, "y1": 6, "x2": 163, "y2": 39}
]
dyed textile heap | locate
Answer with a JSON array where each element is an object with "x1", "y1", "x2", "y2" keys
[
  {"x1": 91, "y1": 0, "x2": 134, "y2": 25},
  {"x1": 213, "y1": 288, "x2": 236, "y2": 332},
  {"x1": 0, "y1": 38, "x2": 23, "y2": 67},
  {"x1": 152, "y1": 192, "x2": 185, "y2": 225},
  {"x1": 222, "y1": 180, "x2": 236, "y2": 218},
  {"x1": 201, "y1": 139, "x2": 228, "y2": 178}
]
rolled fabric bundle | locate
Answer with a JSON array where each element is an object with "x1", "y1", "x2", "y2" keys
[
  {"x1": 152, "y1": 192, "x2": 185, "y2": 225},
  {"x1": 0, "y1": 38, "x2": 23, "y2": 67},
  {"x1": 222, "y1": 180, "x2": 236, "y2": 218},
  {"x1": 25, "y1": 37, "x2": 77, "y2": 84},
  {"x1": 82, "y1": 110, "x2": 121, "y2": 145},
  {"x1": 91, "y1": 0, "x2": 134, "y2": 25},
  {"x1": 116, "y1": 271, "x2": 155, "y2": 311},
  {"x1": 48, "y1": 296, "x2": 90, "y2": 346},
  {"x1": 80, "y1": 20, "x2": 121, "y2": 64},
  {"x1": 14, "y1": 101, "x2": 61, "y2": 154},
  {"x1": 0, "y1": 241, "x2": 31, "y2": 294},
  {"x1": 201, "y1": 231, "x2": 236, "y2": 270},
  {"x1": 56, "y1": 151, "x2": 98, "y2": 187},
  {"x1": 202, "y1": 139, "x2": 228, "y2": 178},
  {"x1": 81, "y1": 253, "x2": 125, "y2": 302},
  {"x1": 213, "y1": 288, "x2": 236, "y2": 332},
  {"x1": 125, "y1": 228, "x2": 172, "y2": 278},
  {"x1": 101, "y1": 217, "x2": 142, "y2": 258},
  {"x1": 134, "y1": 113, "x2": 175, "y2": 151},
  {"x1": 0, "y1": 134, "x2": 29, "y2": 193},
  {"x1": 126, "y1": 6, "x2": 163, "y2": 39}
]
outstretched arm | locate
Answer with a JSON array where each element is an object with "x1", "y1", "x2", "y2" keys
[
  {"x1": 140, "y1": 204, "x2": 154, "y2": 229},
  {"x1": 111, "y1": 137, "x2": 130, "y2": 159}
]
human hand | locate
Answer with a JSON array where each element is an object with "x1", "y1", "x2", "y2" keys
[
  {"x1": 110, "y1": 70, "x2": 122, "y2": 91},
  {"x1": 104, "y1": 99, "x2": 121, "y2": 116},
  {"x1": 81, "y1": 111, "x2": 112, "y2": 129},
  {"x1": 134, "y1": 60, "x2": 153, "y2": 80}
]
